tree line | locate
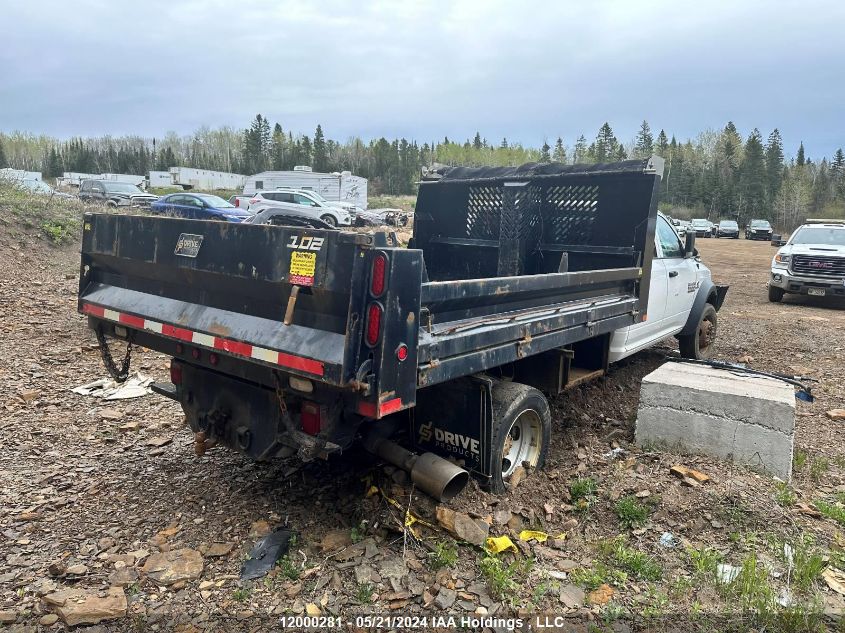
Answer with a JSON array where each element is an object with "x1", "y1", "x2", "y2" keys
[{"x1": 1, "y1": 117, "x2": 842, "y2": 228}]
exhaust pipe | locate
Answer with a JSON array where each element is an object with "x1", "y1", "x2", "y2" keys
[{"x1": 363, "y1": 435, "x2": 469, "y2": 502}]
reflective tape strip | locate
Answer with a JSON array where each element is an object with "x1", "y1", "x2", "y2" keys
[{"x1": 80, "y1": 302, "x2": 324, "y2": 376}]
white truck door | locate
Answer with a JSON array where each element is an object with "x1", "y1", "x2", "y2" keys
[
  {"x1": 656, "y1": 215, "x2": 698, "y2": 329},
  {"x1": 613, "y1": 233, "x2": 671, "y2": 355}
]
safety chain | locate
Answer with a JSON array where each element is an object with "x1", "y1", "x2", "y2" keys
[{"x1": 96, "y1": 326, "x2": 133, "y2": 383}]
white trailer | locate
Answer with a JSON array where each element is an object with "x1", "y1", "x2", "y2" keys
[
  {"x1": 58, "y1": 172, "x2": 101, "y2": 187},
  {"x1": 100, "y1": 173, "x2": 146, "y2": 187},
  {"x1": 169, "y1": 167, "x2": 247, "y2": 191},
  {"x1": 243, "y1": 169, "x2": 368, "y2": 209},
  {"x1": 147, "y1": 171, "x2": 175, "y2": 188},
  {"x1": 0, "y1": 168, "x2": 42, "y2": 182}
]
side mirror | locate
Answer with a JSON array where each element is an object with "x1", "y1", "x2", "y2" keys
[{"x1": 684, "y1": 231, "x2": 696, "y2": 258}]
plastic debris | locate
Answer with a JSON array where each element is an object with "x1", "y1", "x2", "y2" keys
[
  {"x1": 518, "y1": 530, "x2": 549, "y2": 543},
  {"x1": 716, "y1": 563, "x2": 740, "y2": 584},
  {"x1": 658, "y1": 532, "x2": 678, "y2": 548},
  {"x1": 366, "y1": 486, "x2": 435, "y2": 539},
  {"x1": 240, "y1": 528, "x2": 293, "y2": 580},
  {"x1": 72, "y1": 373, "x2": 153, "y2": 400},
  {"x1": 485, "y1": 535, "x2": 518, "y2": 554},
  {"x1": 603, "y1": 447, "x2": 626, "y2": 459}
]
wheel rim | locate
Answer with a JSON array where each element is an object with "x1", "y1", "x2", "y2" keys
[
  {"x1": 698, "y1": 315, "x2": 716, "y2": 353},
  {"x1": 321, "y1": 215, "x2": 337, "y2": 227},
  {"x1": 501, "y1": 409, "x2": 543, "y2": 477}
]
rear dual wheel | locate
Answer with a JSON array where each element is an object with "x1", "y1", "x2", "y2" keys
[{"x1": 485, "y1": 381, "x2": 551, "y2": 494}]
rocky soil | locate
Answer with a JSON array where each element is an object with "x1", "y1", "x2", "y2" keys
[{"x1": 2, "y1": 205, "x2": 845, "y2": 631}]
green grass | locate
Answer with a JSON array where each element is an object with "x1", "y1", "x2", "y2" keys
[
  {"x1": 277, "y1": 555, "x2": 300, "y2": 580},
  {"x1": 810, "y1": 458, "x2": 829, "y2": 482},
  {"x1": 570, "y1": 563, "x2": 627, "y2": 590},
  {"x1": 687, "y1": 546, "x2": 722, "y2": 579},
  {"x1": 775, "y1": 481, "x2": 798, "y2": 507},
  {"x1": 570, "y1": 477, "x2": 599, "y2": 509},
  {"x1": 794, "y1": 450, "x2": 808, "y2": 470},
  {"x1": 232, "y1": 587, "x2": 250, "y2": 602},
  {"x1": 479, "y1": 555, "x2": 533, "y2": 604},
  {"x1": 605, "y1": 538, "x2": 663, "y2": 581},
  {"x1": 428, "y1": 540, "x2": 458, "y2": 570},
  {"x1": 355, "y1": 583, "x2": 374, "y2": 604},
  {"x1": 615, "y1": 496, "x2": 650, "y2": 528},
  {"x1": 350, "y1": 521, "x2": 366, "y2": 544},
  {"x1": 814, "y1": 499, "x2": 845, "y2": 526}
]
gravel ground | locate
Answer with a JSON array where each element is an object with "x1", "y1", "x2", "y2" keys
[{"x1": 2, "y1": 222, "x2": 845, "y2": 631}]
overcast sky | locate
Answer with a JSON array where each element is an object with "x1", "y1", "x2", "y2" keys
[{"x1": 2, "y1": 0, "x2": 843, "y2": 159}]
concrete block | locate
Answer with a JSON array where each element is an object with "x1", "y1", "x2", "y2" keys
[{"x1": 636, "y1": 362, "x2": 795, "y2": 480}]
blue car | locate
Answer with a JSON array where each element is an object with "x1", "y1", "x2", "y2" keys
[{"x1": 150, "y1": 193, "x2": 252, "y2": 222}]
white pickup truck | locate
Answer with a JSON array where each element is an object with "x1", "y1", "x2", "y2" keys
[
  {"x1": 769, "y1": 219, "x2": 845, "y2": 301},
  {"x1": 611, "y1": 212, "x2": 728, "y2": 361}
]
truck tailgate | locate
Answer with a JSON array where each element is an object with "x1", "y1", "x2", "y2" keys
[{"x1": 79, "y1": 214, "x2": 370, "y2": 385}]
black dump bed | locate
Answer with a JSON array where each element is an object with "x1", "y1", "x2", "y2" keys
[{"x1": 79, "y1": 156, "x2": 662, "y2": 418}]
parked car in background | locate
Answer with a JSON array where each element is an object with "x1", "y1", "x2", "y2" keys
[
  {"x1": 228, "y1": 195, "x2": 253, "y2": 209},
  {"x1": 690, "y1": 218, "x2": 713, "y2": 237},
  {"x1": 745, "y1": 219, "x2": 773, "y2": 240},
  {"x1": 246, "y1": 189, "x2": 352, "y2": 226},
  {"x1": 19, "y1": 179, "x2": 73, "y2": 198},
  {"x1": 79, "y1": 179, "x2": 158, "y2": 208},
  {"x1": 769, "y1": 220, "x2": 845, "y2": 302},
  {"x1": 151, "y1": 193, "x2": 251, "y2": 222},
  {"x1": 716, "y1": 220, "x2": 740, "y2": 238},
  {"x1": 242, "y1": 208, "x2": 337, "y2": 230}
]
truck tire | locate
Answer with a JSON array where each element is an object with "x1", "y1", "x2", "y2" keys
[
  {"x1": 768, "y1": 285, "x2": 784, "y2": 303},
  {"x1": 678, "y1": 303, "x2": 717, "y2": 359},
  {"x1": 320, "y1": 214, "x2": 338, "y2": 227},
  {"x1": 485, "y1": 381, "x2": 551, "y2": 494}
]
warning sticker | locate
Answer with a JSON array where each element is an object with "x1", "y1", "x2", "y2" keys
[{"x1": 289, "y1": 251, "x2": 317, "y2": 286}]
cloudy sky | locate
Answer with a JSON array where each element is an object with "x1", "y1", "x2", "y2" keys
[{"x1": 2, "y1": 0, "x2": 843, "y2": 158}]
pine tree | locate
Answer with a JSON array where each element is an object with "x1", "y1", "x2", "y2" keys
[
  {"x1": 573, "y1": 135, "x2": 588, "y2": 163},
  {"x1": 796, "y1": 142, "x2": 805, "y2": 167},
  {"x1": 47, "y1": 147, "x2": 62, "y2": 177},
  {"x1": 500, "y1": 138, "x2": 509, "y2": 149},
  {"x1": 656, "y1": 130, "x2": 669, "y2": 156},
  {"x1": 833, "y1": 148, "x2": 845, "y2": 173},
  {"x1": 552, "y1": 137, "x2": 566, "y2": 163},
  {"x1": 740, "y1": 129, "x2": 767, "y2": 218},
  {"x1": 472, "y1": 132, "x2": 483, "y2": 151},
  {"x1": 313, "y1": 124, "x2": 328, "y2": 171},
  {"x1": 634, "y1": 120, "x2": 653, "y2": 157},
  {"x1": 594, "y1": 123, "x2": 618, "y2": 163},
  {"x1": 300, "y1": 135, "x2": 312, "y2": 165},
  {"x1": 539, "y1": 140, "x2": 551, "y2": 162},
  {"x1": 764, "y1": 129, "x2": 784, "y2": 204},
  {"x1": 0, "y1": 139, "x2": 7, "y2": 168},
  {"x1": 271, "y1": 124, "x2": 286, "y2": 170}
]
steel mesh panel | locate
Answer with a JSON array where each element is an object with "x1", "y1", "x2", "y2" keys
[
  {"x1": 466, "y1": 186, "x2": 502, "y2": 239},
  {"x1": 542, "y1": 184, "x2": 600, "y2": 244}
]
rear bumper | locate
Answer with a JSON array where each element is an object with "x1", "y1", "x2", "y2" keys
[{"x1": 770, "y1": 270, "x2": 845, "y2": 295}]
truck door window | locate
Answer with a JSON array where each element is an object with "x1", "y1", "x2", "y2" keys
[
  {"x1": 294, "y1": 194, "x2": 317, "y2": 206},
  {"x1": 656, "y1": 217, "x2": 683, "y2": 258}
]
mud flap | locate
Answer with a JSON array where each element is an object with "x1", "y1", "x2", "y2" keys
[{"x1": 409, "y1": 375, "x2": 494, "y2": 479}]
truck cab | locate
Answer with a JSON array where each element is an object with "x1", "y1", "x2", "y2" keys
[{"x1": 611, "y1": 213, "x2": 725, "y2": 361}]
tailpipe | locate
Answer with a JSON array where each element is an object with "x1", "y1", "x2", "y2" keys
[{"x1": 363, "y1": 436, "x2": 469, "y2": 502}]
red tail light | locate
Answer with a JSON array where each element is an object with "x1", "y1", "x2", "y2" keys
[
  {"x1": 234, "y1": 198, "x2": 240, "y2": 207},
  {"x1": 370, "y1": 252, "x2": 387, "y2": 297},
  {"x1": 170, "y1": 360, "x2": 183, "y2": 385},
  {"x1": 365, "y1": 302, "x2": 383, "y2": 346},
  {"x1": 301, "y1": 402, "x2": 321, "y2": 435}
]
